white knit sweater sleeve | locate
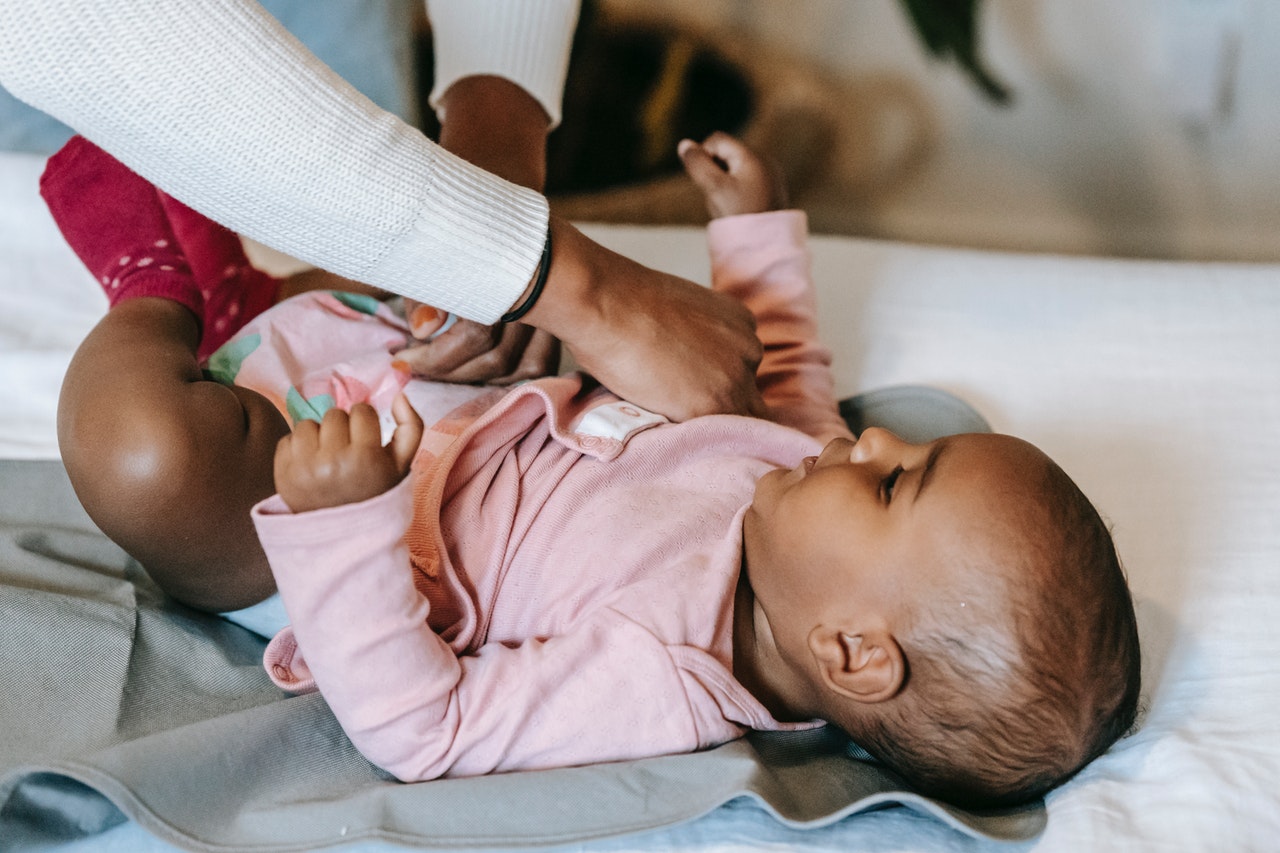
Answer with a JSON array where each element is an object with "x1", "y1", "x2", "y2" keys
[
  {"x1": 427, "y1": 0, "x2": 580, "y2": 128},
  {"x1": 0, "y1": 0, "x2": 551, "y2": 322}
]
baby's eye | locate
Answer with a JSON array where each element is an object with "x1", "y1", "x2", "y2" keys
[{"x1": 882, "y1": 466, "x2": 904, "y2": 504}]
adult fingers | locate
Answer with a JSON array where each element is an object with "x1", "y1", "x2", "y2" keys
[
  {"x1": 432, "y1": 321, "x2": 532, "y2": 384},
  {"x1": 392, "y1": 318, "x2": 502, "y2": 378},
  {"x1": 739, "y1": 383, "x2": 770, "y2": 420},
  {"x1": 490, "y1": 327, "x2": 561, "y2": 385},
  {"x1": 404, "y1": 298, "x2": 449, "y2": 339},
  {"x1": 427, "y1": 324, "x2": 562, "y2": 386},
  {"x1": 525, "y1": 219, "x2": 765, "y2": 422}
]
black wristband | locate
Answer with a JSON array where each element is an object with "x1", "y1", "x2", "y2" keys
[{"x1": 500, "y1": 228, "x2": 553, "y2": 324}]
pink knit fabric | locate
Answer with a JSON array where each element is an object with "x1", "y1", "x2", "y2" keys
[{"x1": 252, "y1": 211, "x2": 852, "y2": 780}]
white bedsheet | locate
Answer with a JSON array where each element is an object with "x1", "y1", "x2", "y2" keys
[
  {"x1": 0, "y1": 152, "x2": 105, "y2": 460},
  {"x1": 3, "y1": 149, "x2": 1279, "y2": 851}
]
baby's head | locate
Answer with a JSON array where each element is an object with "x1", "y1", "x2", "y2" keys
[{"x1": 738, "y1": 428, "x2": 1140, "y2": 808}]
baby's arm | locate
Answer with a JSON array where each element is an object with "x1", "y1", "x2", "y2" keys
[
  {"x1": 260, "y1": 400, "x2": 715, "y2": 779},
  {"x1": 681, "y1": 135, "x2": 852, "y2": 443},
  {"x1": 254, "y1": 495, "x2": 710, "y2": 779}
]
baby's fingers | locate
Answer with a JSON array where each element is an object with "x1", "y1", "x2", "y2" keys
[
  {"x1": 318, "y1": 406, "x2": 352, "y2": 453},
  {"x1": 273, "y1": 422, "x2": 320, "y2": 513},
  {"x1": 283, "y1": 417, "x2": 319, "y2": 458},
  {"x1": 389, "y1": 394, "x2": 424, "y2": 474},
  {"x1": 347, "y1": 403, "x2": 383, "y2": 450},
  {"x1": 697, "y1": 131, "x2": 754, "y2": 172},
  {"x1": 678, "y1": 139, "x2": 731, "y2": 192}
]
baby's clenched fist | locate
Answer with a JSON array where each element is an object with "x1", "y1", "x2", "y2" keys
[{"x1": 274, "y1": 394, "x2": 423, "y2": 513}]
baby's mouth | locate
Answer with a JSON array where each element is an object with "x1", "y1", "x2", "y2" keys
[{"x1": 801, "y1": 456, "x2": 817, "y2": 474}]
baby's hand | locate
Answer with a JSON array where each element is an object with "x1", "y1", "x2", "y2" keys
[
  {"x1": 274, "y1": 394, "x2": 423, "y2": 513},
  {"x1": 678, "y1": 132, "x2": 788, "y2": 219}
]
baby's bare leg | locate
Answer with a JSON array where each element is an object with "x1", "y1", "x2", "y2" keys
[{"x1": 59, "y1": 298, "x2": 288, "y2": 611}]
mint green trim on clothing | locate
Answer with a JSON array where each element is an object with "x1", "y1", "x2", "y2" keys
[
  {"x1": 329, "y1": 290, "x2": 383, "y2": 316},
  {"x1": 205, "y1": 333, "x2": 261, "y2": 385},
  {"x1": 286, "y1": 387, "x2": 335, "y2": 424}
]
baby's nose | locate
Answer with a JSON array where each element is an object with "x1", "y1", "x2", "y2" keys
[
  {"x1": 850, "y1": 427, "x2": 892, "y2": 460},
  {"x1": 850, "y1": 428, "x2": 918, "y2": 470}
]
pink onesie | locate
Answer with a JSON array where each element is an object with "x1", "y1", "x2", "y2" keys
[{"x1": 241, "y1": 211, "x2": 852, "y2": 782}]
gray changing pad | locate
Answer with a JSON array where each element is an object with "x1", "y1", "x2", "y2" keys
[{"x1": 0, "y1": 389, "x2": 1036, "y2": 851}]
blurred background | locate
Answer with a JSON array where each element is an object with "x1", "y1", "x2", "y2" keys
[
  {"x1": 535, "y1": 0, "x2": 1280, "y2": 261},
  {"x1": 6, "y1": 0, "x2": 1276, "y2": 262}
]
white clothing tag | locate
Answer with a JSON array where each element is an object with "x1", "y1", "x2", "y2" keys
[{"x1": 572, "y1": 400, "x2": 668, "y2": 444}]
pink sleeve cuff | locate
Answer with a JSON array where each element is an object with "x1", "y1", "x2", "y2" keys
[{"x1": 707, "y1": 209, "x2": 808, "y2": 263}]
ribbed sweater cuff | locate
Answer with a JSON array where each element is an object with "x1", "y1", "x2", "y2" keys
[
  {"x1": 427, "y1": 0, "x2": 580, "y2": 128},
  {"x1": 376, "y1": 145, "x2": 550, "y2": 323}
]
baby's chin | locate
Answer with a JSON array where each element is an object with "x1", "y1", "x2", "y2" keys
[
  {"x1": 745, "y1": 464, "x2": 791, "y2": 524},
  {"x1": 749, "y1": 464, "x2": 785, "y2": 496}
]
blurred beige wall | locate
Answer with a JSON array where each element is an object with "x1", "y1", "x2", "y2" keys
[{"x1": 610, "y1": 0, "x2": 1280, "y2": 261}]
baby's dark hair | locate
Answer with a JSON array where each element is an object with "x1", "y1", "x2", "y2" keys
[{"x1": 834, "y1": 453, "x2": 1141, "y2": 809}]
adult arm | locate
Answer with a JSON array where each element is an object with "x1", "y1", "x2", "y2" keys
[
  {"x1": 0, "y1": 0, "x2": 547, "y2": 320},
  {"x1": 400, "y1": 21, "x2": 767, "y2": 413},
  {"x1": 0, "y1": 0, "x2": 765, "y2": 419},
  {"x1": 394, "y1": 74, "x2": 564, "y2": 385},
  {"x1": 428, "y1": 0, "x2": 578, "y2": 130}
]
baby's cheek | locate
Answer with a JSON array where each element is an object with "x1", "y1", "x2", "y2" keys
[{"x1": 750, "y1": 467, "x2": 786, "y2": 506}]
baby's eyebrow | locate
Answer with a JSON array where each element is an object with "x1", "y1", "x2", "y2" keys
[{"x1": 913, "y1": 442, "x2": 947, "y2": 505}]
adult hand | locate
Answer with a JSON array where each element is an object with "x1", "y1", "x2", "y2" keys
[
  {"x1": 274, "y1": 395, "x2": 423, "y2": 514},
  {"x1": 524, "y1": 217, "x2": 767, "y2": 422},
  {"x1": 394, "y1": 75, "x2": 561, "y2": 384},
  {"x1": 397, "y1": 308, "x2": 561, "y2": 385}
]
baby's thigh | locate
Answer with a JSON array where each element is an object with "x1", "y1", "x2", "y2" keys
[{"x1": 62, "y1": 339, "x2": 287, "y2": 611}]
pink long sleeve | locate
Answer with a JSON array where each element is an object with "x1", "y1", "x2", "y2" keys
[
  {"x1": 248, "y1": 212, "x2": 843, "y2": 782},
  {"x1": 707, "y1": 211, "x2": 853, "y2": 445},
  {"x1": 252, "y1": 476, "x2": 765, "y2": 781}
]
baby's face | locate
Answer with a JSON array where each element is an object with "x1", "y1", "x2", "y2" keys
[{"x1": 743, "y1": 429, "x2": 1047, "y2": 652}]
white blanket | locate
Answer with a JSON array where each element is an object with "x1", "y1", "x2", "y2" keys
[{"x1": 3, "y1": 149, "x2": 1279, "y2": 851}]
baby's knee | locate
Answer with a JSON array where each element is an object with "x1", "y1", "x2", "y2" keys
[
  {"x1": 59, "y1": 394, "x2": 213, "y2": 540},
  {"x1": 58, "y1": 383, "x2": 282, "y2": 610}
]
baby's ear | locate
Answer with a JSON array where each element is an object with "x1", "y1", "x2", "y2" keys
[{"x1": 808, "y1": 626, "x2": 904, "y2": 704}]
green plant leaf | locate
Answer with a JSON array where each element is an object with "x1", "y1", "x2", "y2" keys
[{"x1": 900, "y1": 0, "x2": 1011, "y2": 104}]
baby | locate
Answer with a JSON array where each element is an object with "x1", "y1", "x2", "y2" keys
[{"x1": 43, "y1": 134, "x2": 1139, "y2": 810}]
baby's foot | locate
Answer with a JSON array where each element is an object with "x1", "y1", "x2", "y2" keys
[
  {"x1": 40, "y1": 137, "x2": 201, "y2": 319},
  {"x1": 158, "y1": 194, "x2": 280, "y2": 359}
]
